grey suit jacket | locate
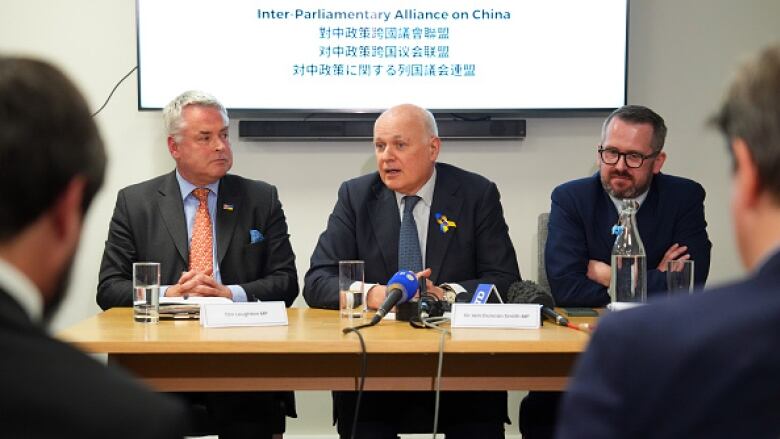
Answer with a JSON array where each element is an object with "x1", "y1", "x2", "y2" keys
[{"x1": 98, "y1": 171, "x2": 298, "y2": 309}]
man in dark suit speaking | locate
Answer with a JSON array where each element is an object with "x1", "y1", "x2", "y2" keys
[
  {"x1": 304, "y1": 103, "x2": 521, "y2": 438},
  {"x1": 557, "y1": 44, "x2": 780, "y2": 438},
  {"x1": 0, "y1": 57, "x2": 188, "y2": 438},
  {"x1": 97, "y1": 90, "x2": 298, "y2": 438}
]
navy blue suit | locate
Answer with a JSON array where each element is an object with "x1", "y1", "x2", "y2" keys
[
  {"x1": 557, "y1": 250, "x2": 780, "y2": 438},
  {"x1": 304, "y1": 162, "x2": 520, "y2": 438},
  {"x1": 0, "y1": 289, "x2": 189, "y2": 438},
  {"x1": 304, "y1": 162, "x2": 520, "y2": 306},
  {"x1": 521, "y1": 172, "x2": 712, "y2": 439},
  {"x1": 546, "y1": 172, "x2": 711, "y2": 307}
]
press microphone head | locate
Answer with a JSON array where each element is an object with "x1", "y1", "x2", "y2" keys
[
  {"x1": 507, "y1": 280, "x2": 571, "y2": 327},
  {"x1": 506, "y1": 280, "x2": 555, "y2": 309},
  {"x1": 385, "y1": 270, "x2": 419, "y2": 305},
  {"x1": 370, "y1": 271, "x2": 420, "y2": 325}
]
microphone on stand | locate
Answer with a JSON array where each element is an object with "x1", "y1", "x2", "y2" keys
[
  {"x1": 506, "y1": 280, "x2": 570, "y2": 326},
  {"x1": 369, "y1": 271, "x2": 419, "y2": 325}
]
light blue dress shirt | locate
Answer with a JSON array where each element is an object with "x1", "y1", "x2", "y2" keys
[{"x1": 158, "y1": 171, "x2": 247, "y2": 301}]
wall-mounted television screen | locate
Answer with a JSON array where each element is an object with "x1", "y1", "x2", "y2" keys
[{"x1": 137, "y1": 0, "x2": 628, "y2": 114}]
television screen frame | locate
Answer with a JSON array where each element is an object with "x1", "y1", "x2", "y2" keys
[{"x1": 136, "y1": 0, "x2": 629, "y2": 117}]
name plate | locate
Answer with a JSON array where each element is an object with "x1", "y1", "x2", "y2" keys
[
  {"x1": 471, "y1": 283, "x2": 504, "y2": 304},
  {"x1": 451, "y1": 303, "x2": 541, "y2": 329},
  {"x1": 200, "y1": 301, "x2": 288, "y2": 328}
]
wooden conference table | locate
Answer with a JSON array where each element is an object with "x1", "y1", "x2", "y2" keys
[{"x1": 58, "y1": 307, "x2": 595, "y2": 392}]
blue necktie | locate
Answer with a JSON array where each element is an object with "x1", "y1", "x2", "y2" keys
[{"x1": 398, "y1": 195, "x2": 423, "y2": 272}]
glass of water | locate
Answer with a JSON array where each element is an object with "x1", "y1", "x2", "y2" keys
[
  {"x1": 667, "y1": 260, "x2": 694, "y2": 295},
  {"x1": 339, "y1": 260, "x2": 365, "y2": 319},
  {"x1": 133, "y1": 262, "x2": 160, "y2": 323}
]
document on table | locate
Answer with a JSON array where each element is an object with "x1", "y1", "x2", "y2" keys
[{"x1": 159, "y1": 296, "x2": 232, "y2": 319}]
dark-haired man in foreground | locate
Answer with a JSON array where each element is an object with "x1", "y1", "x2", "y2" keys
[{"x1": 0, "y1": 56, "x2": 188, "y2": 438}]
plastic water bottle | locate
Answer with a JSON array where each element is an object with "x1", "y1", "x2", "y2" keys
[{"x1": 609, "y1": 199, "x2": 647, "y2": 304}]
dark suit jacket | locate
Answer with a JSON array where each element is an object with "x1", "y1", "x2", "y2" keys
[
  {"x1": 97, "y1": 171, "x2": 298, "y2": 309},
  {"x1": 546, "y1": 172, "x2": 711, "y2": 307},
  {"x1": 0, "y1": 289, "x2": 189, "y2": 438},
  {"x1": 557, "y1": 250, "x2": 780, "y2": 439},
  {"x1": 304, "y1": 162, "x2": 521, "y2": 308}
]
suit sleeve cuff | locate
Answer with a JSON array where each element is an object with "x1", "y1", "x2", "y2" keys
[
  {"x1": 227, "y1": 285, "x2": 247, "y2": 302},
  {"x1": 441, "y1": 283, "x2": 467, "y2": 294}
]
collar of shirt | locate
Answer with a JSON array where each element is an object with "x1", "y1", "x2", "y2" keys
[
  {"x1": 608, "y1": 188, "x2": 649, "y2": 214},
  {"x1": 175, "y1": 170, "x2": 220, "y2": 202},
  {"x1": 393, "y1": 167, "x2": 436, "y2": 267},
  {"x1": 394, "y1": 167, "x2": 437, "y2": 216},
  {"x1": 0, "y1": 257, "x2": 43, "y2": 324}
]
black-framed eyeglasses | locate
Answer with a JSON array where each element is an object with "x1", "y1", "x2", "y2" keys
[{"x1": 598, "y1": 146, "x2": 659, "y2": 168}]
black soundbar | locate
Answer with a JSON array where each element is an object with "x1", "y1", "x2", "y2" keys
[{"x1": 238, "y1": 118, "x2": 525, "y2": 140}]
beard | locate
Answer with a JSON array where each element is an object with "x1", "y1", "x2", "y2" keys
[
  {"x1": 41, "y1": 251, "x2": 75, "y2": 326},
  {"x1": 601, "y1": 169, "x2": 653, "y2": 199}
]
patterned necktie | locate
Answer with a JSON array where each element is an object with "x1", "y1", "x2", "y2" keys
[
  {"x1": 189, "y1": 188, "x2": 213, "y2": 274},
  {"x1": 398, "y1": 195, "x2": 423, "y2": 273}
]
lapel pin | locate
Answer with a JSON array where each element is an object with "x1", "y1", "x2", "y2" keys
[
  {"x1": 435, "y1": 212, "x2": 457, "y2": 234},
  {"x1": 222, "y1": 203, "x2": 234, "y2": 211}
]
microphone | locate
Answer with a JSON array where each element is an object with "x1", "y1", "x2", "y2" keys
[
  {"x1": 370, "y1": 271, "x2": 419, "y2": 325},
  {"x1": 506, "y1": 280, "x2": 570, "y2": 326}
]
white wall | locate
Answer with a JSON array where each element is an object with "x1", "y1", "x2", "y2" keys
[{"x1": 1, "y1": 0, "x2": 779, "y2": 436}]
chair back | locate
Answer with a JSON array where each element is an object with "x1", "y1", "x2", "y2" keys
[{"x1": 537, "y1": 212, "x2": 550, "y2": 291}]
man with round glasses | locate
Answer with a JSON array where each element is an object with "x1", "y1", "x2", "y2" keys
[
  {"x1": 547, "y1": 104, "x2": 711, "y2": 308},
  {"x1": 519, "y1": 105, "x2": 712, "y2": 439}
]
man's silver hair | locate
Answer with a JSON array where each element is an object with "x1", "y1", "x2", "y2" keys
[
  {"x1": 419, "y1": 106, "x2": 439, "y2": 138},
  {"x1": 376, "y1": 104, "x2": 439, "y2": 138},
  {"x1": 163, "y1": 90, "x2": 228, "y2": 142}
]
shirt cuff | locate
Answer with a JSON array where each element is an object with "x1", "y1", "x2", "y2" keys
[
  {"x1": 227, "y1": 285, "x2": 247, "y2": 302},
  {"x1": 160, "y1": 285, "x2": 170, "y2": 297},
  {"x1": 441, "y1": 282, "x2": 467, "y2": 294}
]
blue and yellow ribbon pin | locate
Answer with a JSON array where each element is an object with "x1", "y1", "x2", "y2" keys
[{"x1": 435, "y1": 213, "x2": 457, "y2": 233}]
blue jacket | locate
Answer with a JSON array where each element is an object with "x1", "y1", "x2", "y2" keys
[
  {"x1": 557, "y1": 250, "x2": 780, "y2": 438},
  {"x1": 546, "y1": 172, "x2": 711, "y2": 307}
]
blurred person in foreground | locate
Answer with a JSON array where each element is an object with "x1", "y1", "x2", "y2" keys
[{"x1": 0, "y1": 56, "x2": 188, "y2": 438}]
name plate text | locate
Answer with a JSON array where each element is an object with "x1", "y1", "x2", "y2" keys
[
  {"x1": 451, "y1": 303, "x2": 541, "y2": 329},
  {"x1": 200, "y1": 301, "x2": 288, "y2": 328}
]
